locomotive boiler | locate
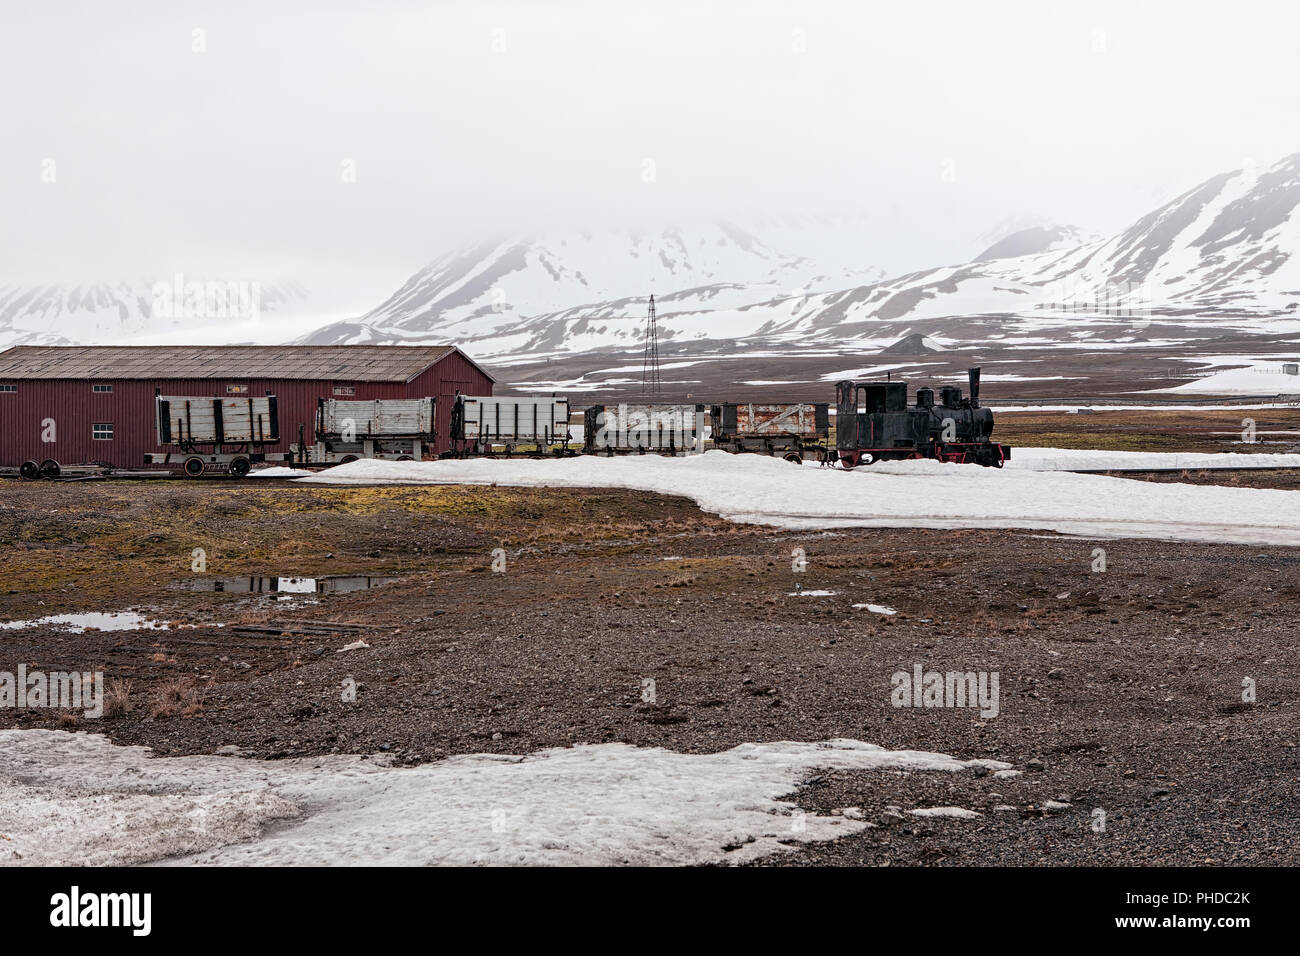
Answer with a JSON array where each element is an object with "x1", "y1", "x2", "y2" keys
[{"x1": 835, "y1": 367, "x2": 1010, "y2": 468}]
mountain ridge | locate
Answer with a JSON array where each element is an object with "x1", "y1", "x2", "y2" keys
[{"x1": 300, "y1": 154, "x2": 1300, "y2": 358}]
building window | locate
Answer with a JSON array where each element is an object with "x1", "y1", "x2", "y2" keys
[
  {"x1": 0, "y1": 384, "x2": 15, "y2": 393},
  {"x1": 92, "y1": 423, "x2": 114, "y2": 440},
  {"x1": 93, "y1": 384, "x2": 113, "y2": 393},
  {"x1": 333, "y1": 385, "x2": 355, "y2": 396},
  {"x1": 226, "y1": 384, "x2": 249, "y2": 394}
]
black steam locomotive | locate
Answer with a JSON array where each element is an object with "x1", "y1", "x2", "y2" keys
[{"x1": 835, "y1": 367, "x2": 1010, "y2": 468}]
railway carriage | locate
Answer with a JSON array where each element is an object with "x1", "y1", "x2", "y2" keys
[
  {"x1": 583, "y1": 403, "x2": 705, "y2": 455},
  {"x1": 142, "y1": 393, "x2": 288, "y2": 477},
  {"x1": 448, "y1": 395, "x2": 573, "y2": 457},
  {"x1": 709, "y1": 401, "x2": 830, "y2": 462}
]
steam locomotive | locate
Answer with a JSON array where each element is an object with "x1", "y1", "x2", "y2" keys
[{"x1": 835, "y1": 367, "x2": 1010, "y2": 468}]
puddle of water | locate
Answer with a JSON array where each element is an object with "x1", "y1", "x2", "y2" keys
[
  {"x1": 179, "y1": 576, "x2": 398, "y2": 596},
  {"x1": 0, "y1": 611, "x2": 170, "y2": 633}
]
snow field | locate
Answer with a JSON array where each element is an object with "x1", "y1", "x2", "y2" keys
[
  {"x1": 298, "y1": 450, "x2": 1300, "y2": 546},
  {"x1": 0, "y1": 731, "x2": 1007, "y2": 866}
]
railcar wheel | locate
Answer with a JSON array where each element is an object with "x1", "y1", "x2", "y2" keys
[
  {"x1": 228, "y1": 457, "x2": 251, "y2": 478},
  {"x1": 19, "y1": 460, "x2": 40, "y2": 480},
  {"x1": 397, "y1": 455, "x2": 414, "y2": 461},
  {"x1": 783, "y1": 452, "x2": 802, "y2": 464},
  {"x1": 338, "y1": 455, "x2": 359, "y2": 465},
  {"x1": 39, "y1": 459, "x2": 61, "y2": 479},
  {"x1": 183, "y1": 456, "x2": 205, "y2": 478}
]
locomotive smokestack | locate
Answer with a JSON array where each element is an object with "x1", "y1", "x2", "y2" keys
[{"x1": 968, "y1": 367, "x2": 981, "y2": 408}]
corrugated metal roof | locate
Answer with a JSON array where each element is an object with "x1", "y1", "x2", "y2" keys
[{"x1": 0, "y1": 345, "x2": 486, "y2": 383}]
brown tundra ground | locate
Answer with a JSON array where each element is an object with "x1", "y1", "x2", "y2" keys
[{"x1": 1, "y1": 407, "x2": 1298, "y2": 865}]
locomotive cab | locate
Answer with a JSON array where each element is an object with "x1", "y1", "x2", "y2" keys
[
  {"x1": 836, "y1": 380, "x2": 928, "y2": 457},
  {"x1": 850, "y1": 381, "x2": 908, "y2": 414}
]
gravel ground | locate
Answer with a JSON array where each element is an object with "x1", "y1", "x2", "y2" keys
[{"x1": 1, "y1": 478, "x2": 1297, "y2": 865}]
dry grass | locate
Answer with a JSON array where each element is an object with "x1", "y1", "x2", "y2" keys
[
  {"x1": 103, "y1": 678, "x2": 133, "y2": 718},
  {"x1": 150, "y1": 678, "x2": 205, "y2": 719}
]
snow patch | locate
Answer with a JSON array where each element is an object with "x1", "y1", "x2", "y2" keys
[
  {"x1": 0, "y1": 731, "x2": 1011, "y2": 866},
  {"x1": 908, "y1": 806, "x2": 982, "y2": 819},
  {"x1": 852, "y1": 603, "x2": 898, "y2": 615},
  {"x1": 296, "y1": 451, "x2": 1300, "y2": 546}
]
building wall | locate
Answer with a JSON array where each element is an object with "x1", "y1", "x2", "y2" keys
[
  {"x1": 0, "y1": 355, "x2": 493, "y2": 468},
  {"x1": 405, "y1": 349, "x2": 492, "y2": 456}
]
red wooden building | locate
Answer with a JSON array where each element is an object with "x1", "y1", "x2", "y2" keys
[{"x1": 0, "y1": 345, "x2": 495, "y2": 469}]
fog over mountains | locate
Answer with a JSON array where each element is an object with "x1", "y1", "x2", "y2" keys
[
  {"x1": 7, "y1": 155, "x2": 1300, "y2": 355},
  {"x1": 298, "y1": 154, "x2": 1300, "y2": 357},
  {"x1": 0, "y1": 279, "x2": 312, "y2": 348}
]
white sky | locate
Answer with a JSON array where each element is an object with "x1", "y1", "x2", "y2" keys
[{"x1": 2, "y1": 0, "x2": 1298, "y2": 303}]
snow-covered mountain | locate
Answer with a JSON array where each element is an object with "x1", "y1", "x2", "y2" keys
[
  {"x1": 972, "y1": 224, "x2": 1089, "y2": 262},
  {"x1": 298, "y1": 220, "x2": 883, "y2": 350},
  {"x1": 15, "y1": 155, "x2": 1300, "y2": 358},
  {"x1": 0, "y1": 279, "x2": 312, "y2": 347},
  {"x1": 757, "y1": 154, "x2": 1300, "y2": 347},
  {"x1": 0, "y1": 282, "x2": 153, "y2": 346},
  {"x1": 303, "y1": 154, "x2": 1300, "y2": 359}
]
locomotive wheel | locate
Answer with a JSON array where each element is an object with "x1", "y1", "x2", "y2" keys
[
  {"x1": 228, "y1": 457, "x2": 251, "y2": 478},
  {"x1": 39, "y1": 459, "x2": 61, "y2": 479},
  {"x1": 183, "y1": 456, "x2": 205, "y2": 478},
  {"x1": 19, "y1": 460, "x2": 40, "y2": 480}
]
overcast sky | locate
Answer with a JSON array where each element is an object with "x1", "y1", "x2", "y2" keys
[{"x1": 2, "y1": 0, "x2": 1297, "y2": 304}]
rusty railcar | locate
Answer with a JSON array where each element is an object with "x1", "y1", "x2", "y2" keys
[{"x1": 708, "y1": 401, "x2": 830, "y2": 461}]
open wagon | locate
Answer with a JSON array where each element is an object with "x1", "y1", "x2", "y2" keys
[
  {"x1": 448, "y1": 395, "x2": 574, "y2": 457},
  {"x1": 708, "y1": 401, "x2": 831, "y2": 462},
  {"x1": 143, "y1": 393, "x2": 288, "y2": 477},
  {"x1": 293, "y1": 397, "x2": 437, "y2": 464},
  {"x1": 583, "y1": 403, "x2": 705, "y2": 455}
]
